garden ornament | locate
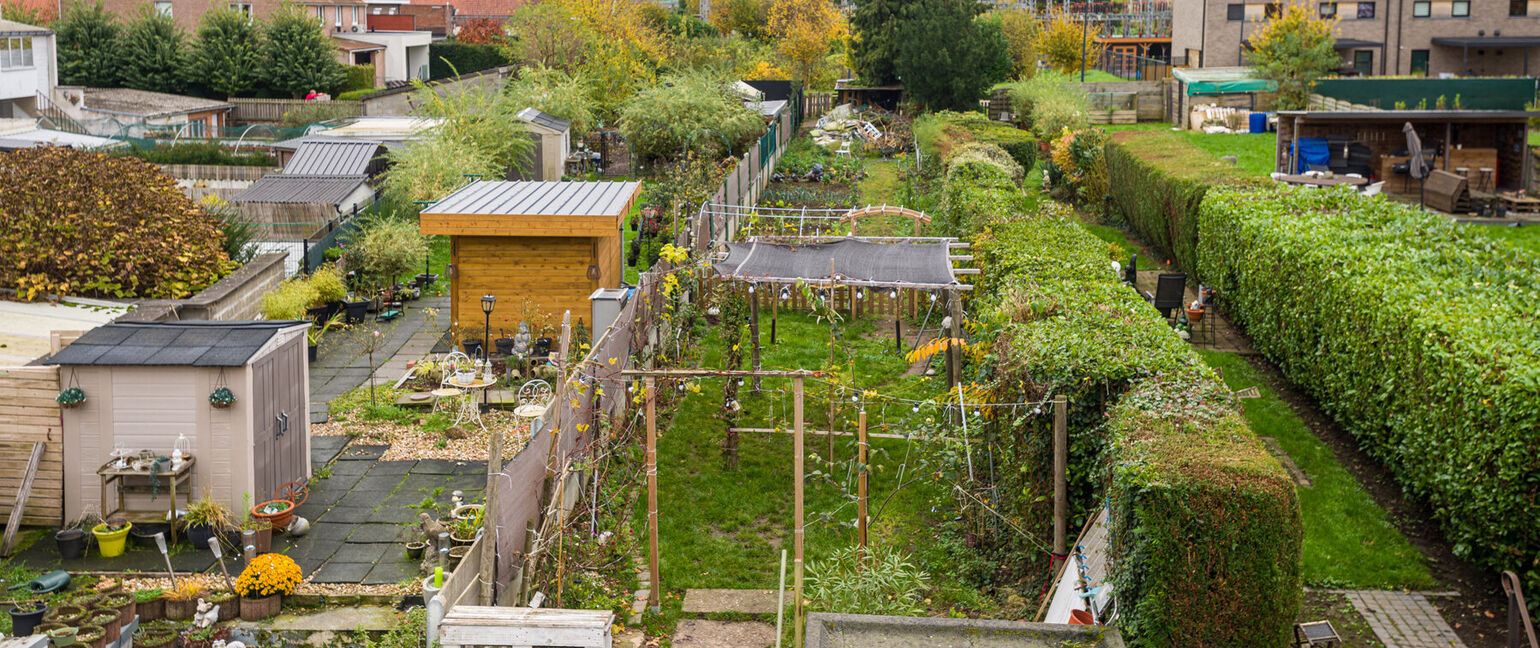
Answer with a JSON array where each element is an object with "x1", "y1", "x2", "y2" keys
[
  {"x1": 5, "y1": 569, "x2": 70, "y2": 594},
  {"x1": 193, "y1": 599, "x2": 219, "y2": 629},
  {"x1": 512, "y1": 322, "x2": 531, "y2": 356},
  {"x1": 287, "y1": 516, "x2": 310, "y2": 537}
]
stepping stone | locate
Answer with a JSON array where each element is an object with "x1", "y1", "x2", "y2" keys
[
  {"x1": 681, "y1": 589, "x2": 781, "y2": 615},
  {"x1": 672, "y1": 619, "x2": 775, "y2": 648},
  {"x1": 309, "y1": 402, "x2": 330, "y2": 424},
  {"x1": 311, "y1": 561, "x2": 373, "y2": 584},
  {"x1": 339, "y1": 445, "x2": 387, "y2": 461},
  {"x1": 1344, "y1": 590, "x2": 1467, "y2": 648},
  {"x1": 1258, "y1": 436, "x2": 1313, "y2": 488}
]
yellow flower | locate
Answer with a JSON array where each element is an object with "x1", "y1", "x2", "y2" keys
[{"x1": 236, "y1": 554, "x2": 302, "y2": 598}]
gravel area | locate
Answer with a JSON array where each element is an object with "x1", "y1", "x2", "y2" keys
[
  {"x1": 120, "y1": 574, "x2": 417, "y2": 597},
  {"x1": 313, "y1": 390, "x2": 532, "y2": 462}
]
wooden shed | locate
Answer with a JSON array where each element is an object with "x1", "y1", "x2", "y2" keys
[
  {"x1": 47, "y1": 321, "x2": 312, "y2": 524},
  {"x1": 419, "y1": 180, "x2": 641, "y2": 331},
  {"x1": 515, "y1": 108, "x2": 572, "y2": 181}
]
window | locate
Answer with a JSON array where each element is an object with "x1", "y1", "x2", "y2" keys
[
  {"x1": 1512, "y1": 0, "x2": 1527, "y2": 15},
  {"x1": 227, "y1": 2, "x2": 251, "y2": 13},
  {"x1": 1412, "y1": 0, "x2": 1429, "y2": 16},
  {"x1": 1357, "y1": 1, "x2": 1375, "y2": 18},
  {"x1": 0, "y1": 37, "x2": 35, "y2": 70},
  {"x1": 1227, "y1": 3, "x2": 1244, "y2": 20},
  {"x1": 1410, "y1": 49, "x2": 1430, "y2": 75},
  {"x1": 1354, "y1": 50, "x2": 1373, "y2": 75},
  {"x1": 351, "y1": 5, "x2": 359, "y2": 25},
  {"x1": 1452, "y1": 1, "x2": 1468, "y2": 16},
  {"x1": 315, "y1": 5, "x2": 324, "y2": 19},
  {"x1": 1320, "y1": 1, "x2": 1336, "y2": 17},
  {"x1": 154, "y1": 1, "x2": 171, "y2": 16}
]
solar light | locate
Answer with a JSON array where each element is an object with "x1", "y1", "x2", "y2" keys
[
  {"x1": 912, "y1": 404, "x2": 920, "y2": 413},
  {"x1": 748, "y1": 283, "x2": 756, "y2": 294},
  {"x1": 929, "y1": 292, "x2": 938, "y2": 302},
  {"x1": 780, "y1": 287, "x2": 790, "y2": 300},
  {"x1": 856, "y1": 289, "x2": 864, "y2": 300},
  {"x1": 1292, "y1": 621, "x2": 1341, "y2": 648}
]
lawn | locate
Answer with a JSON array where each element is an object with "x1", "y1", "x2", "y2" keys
[
  {"x1": 639, "y1": 311, "x2": 994, "y2": 613},
  {"x1": 1103, "y1": 122, "x2": 1276, "y2": 176},
  {"x1": 1467, "y1": 222, "x2": 1540, "y2": 257},
  {"x1": 1080, "y1": 222, "x2": 1160, "y2": 269},
  {"x1": 1198, "y1": 350, "x2": 1437, "y2": 590}
]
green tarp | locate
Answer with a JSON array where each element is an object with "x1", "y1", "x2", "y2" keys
[{"x1": 1172, "y1": 67, "x2": 1278, "y2": 95}]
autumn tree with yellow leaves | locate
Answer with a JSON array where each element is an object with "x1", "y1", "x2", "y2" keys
[{"x1": 767, "y1": 0, "x2": 845, "y2": 89}]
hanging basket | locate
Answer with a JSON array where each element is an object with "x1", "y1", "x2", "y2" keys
[
  {"x1": 57, "y1": 387, "x2": 86, "y2": 409},
  {"x1": 209, "y1": 387, "x2": 236, "y2": 409}
]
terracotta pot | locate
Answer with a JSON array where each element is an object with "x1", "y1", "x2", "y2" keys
[
  {"x1": 135, "y1": 596, "x2": 164, "y2": 622},
  {"x1": 164, "y1": 598, "x2": 196, "y2": 621},
  {"x1": 1069, "y1": 609, "x2": 1094, "y2": 625},
  {"x1": 1186, "y1": 307, "x2": 1204, "y2": 322},
  {"x1": 251, "y1": 500, "x2": 296, "y2": 533},
  {"x1": 239, "y1": 595, "x2": 280, "y2": 621}
]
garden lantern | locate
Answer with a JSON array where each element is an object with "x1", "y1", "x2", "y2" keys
[{"x1": 481, "y1": 294, "x2": 496, "y2": 410}]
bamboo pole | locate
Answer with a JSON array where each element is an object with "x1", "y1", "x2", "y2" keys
[
  {"x1": 857, "y1": 409, "x2": 868, "y2": 558},
  {"x1": 771, "y1": 292, "x2": 778, "y2": 345},
  {"x1": 749, "y1": 288, "x2": 762, "y2": 391},
  {"x1": 646, "y1": 377, "x2": 661, "y2": 612},
  {"x1": 793, "y1": 376, "x2": 806, "y2": 648},
  {"x1": 1053, "y1": 394, "x2": 1068, "y2": 557}
]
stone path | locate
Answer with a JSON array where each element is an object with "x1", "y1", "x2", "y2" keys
[
  {"x1": 1343, "y1": 590, "x2": 1467, "y2": 648},
  {"x1": 682, "y1": 589, "x2": 781, "y2": 615},
  {"x1": 309, "y1": 295, "x2": 448, "y2": 423},
  {"x1": 1131, "y1": 270, "x2": 1251, "y2": 354},
  {"x1": 671, "y1": 619, "x2": 776, "y2": 648}
]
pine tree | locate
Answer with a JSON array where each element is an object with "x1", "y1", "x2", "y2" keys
[
  {"x1": 194, "y1": 4, "x2": 260, "y2": 97},
  {"x1": 847, "y1": 0, "x2": 902, "y2": 85},
  {"x1": 895, "y1": 0, "x2": 1007, "y2": 111},
  {"x1": 260, "y1": 6, "x2": 345, "y2": 97},
  {"x1": 55, "y1": 0, "x2": 121, "y2": 87},
  {"x1": 119, "y1": 5, "x2": 189, "y2": 93}
]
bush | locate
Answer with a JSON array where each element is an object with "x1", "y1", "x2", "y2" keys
[
  {"x1": 807, "y1": 546, "x2": 929, "y2": 616},
  {"x1": 1047, "y1": 126, "x2": 1107, "y2": 209},
  {"x1": 1105, "y1": 131, "x2": 1261, "y2": 274},
  {"x1": 1198, "y1": 186, "x2": 1540, "y2": 612},
  {"x1": 339, "y1": 64, "x2": 374, "y2": 93},
  {"x1": 1005, "y1": 70, "x2": 1089, "y2": 141},
  {"x1": 259, "y1": 277, "x2": 318, "y2": 320},
  {"x1": 617, "y1": 72, "x2": 765, "y2": 162},
  {"x1": 280, "y1": 101, "x2": 362, "y2": 128},
  {"x1": 428, "y1": 41, "x2": 511, "y2": 80},
  {"x1": 309, "y1": 263, "x2": 346, "y2": 304},
  {"x1": 914, "y1": 110, "x2": 1036, "y2": 173},
  {"x1": 0, "y1": 148, "x2": 233, "y2": 300},
  {"x1": 335, "y1": 87, "x2": 379, "y2": 101},
  {"x1": 342, "y1": 214, "x2": 428, "y2": 290},
  {"x1": 954, "y1": 161, "x2": 1301, "y2": 646},
  {"x1": 120, "y1": 142, "x2": 274, "y2": 167}
]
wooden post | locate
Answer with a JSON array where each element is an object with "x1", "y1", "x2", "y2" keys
[
  {"x1": 1052, "y1": 395, "x2": 1068, "y2": 557},
  {"x1": 749, "y1": 289, "x2": 762, "y2": 391},
  {"x1": 646, "y1": 377, "x2": 661, "y2": 613},
  {"x1": 480, "y1": 428, "x2": 503, "y2": 605},
  {"x1": 793, "y1": 376, "x2": 806, "y2": 648},
  {"x1": 856, "y1": 410, "x2": 868, "y2": 558},
  {"x1": 1, "y1": 442, "x2": 44, "y2": 556},
  {"x1": 556, "y1": 311, "x2": 572, "y2": 380},
  {"x1": 771, "y1": 291, "x2": 778, "y2": 345}
]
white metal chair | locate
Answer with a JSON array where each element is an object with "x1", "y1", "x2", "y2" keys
[{"x1": 835, "y1": 141, "x2": 852, "y2": 157}]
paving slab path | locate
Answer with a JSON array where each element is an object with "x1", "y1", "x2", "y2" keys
[
  {"x1": 1343, "y1": 590, "x2": 1467, "y2": 648},
  {"x1": 682, "y1": 589, "x2": 781, "y2": 615},
  {"x1": 671, "y1": 619, "x2": 776, "y2": 648},
  {"x1": 309, "y1": 296, "x2": 448, "y2": 423}
]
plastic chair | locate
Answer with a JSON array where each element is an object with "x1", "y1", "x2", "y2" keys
[
  {"x1": 1144, "y1": 273, "x2": 1187, "y2": 320},
  {"x1": 1361, "y1": 181, "x2": 1384, "y2": 197}
]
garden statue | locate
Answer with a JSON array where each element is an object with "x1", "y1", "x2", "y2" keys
[
  {"x1": 512, "y1": 322, "x2": 532, "y2": 356},
  {"x1": 193, "y1": 599, "x2": 219, "y2": 629}
]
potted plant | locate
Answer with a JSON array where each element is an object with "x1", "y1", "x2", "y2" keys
[
  {"x1": 206, "y1": 588, "x2": 239, "y2": 622},
  {"x1": 86, "y1": 608, "x2": 119, "y2": 643},
  {"x1": 235, "y1": 553, "x2": 301, "y2": 621},
  {"x1": 241, "y1": 515, "x2": 272, "y2": 554},
  {"x1": 163, "y1": 581, "x2": 202, "y2": 621},
  {"x1": 56, "y1": 387, "x2": 85, "y2": 409},
  {"x1": 1186, "y1": 304, "x2": 1205, "y2": 322},
  {"x1": 64, "y1": 590, "x2": 101, "y2": 610},
  {"x1": 179, "y1": 624, "x2": 229, "y2": 648},
  {"x1": 45, "y1": 604, "x2": 84, "y2": 626},
  {"x1": 47, "y1": 625, "x2": 78, "y2": 647},
  {"x1": 89, "y1": 577, "x2": 122, "y2": 596},
  {"x1": 9, "y1": 600, "x2": 48, "y2": 636},
  {"x1": 405, "y1": 540, "x2": 427, "y2": 560},
  {"x1": 181, "y1": 494, "x2": 236, "y2": 551},
  {"x1": 449, "y1": 503, "x2": 482, "y2": 522},
  {"x1": 249, "y1": 499, "x2": 296, "y2": 533},
  {"x1": 342, "y1": 293, "x2": 371, "y2": 323},
  {"x1": 307, "y1": 312, "x2": 343, "y2": 363},
  {"x1": 448, "y1": 507, "x2": 482, "y2": 546},
  {"x1": 494, "y1": 329, "x2": 516, "y2": 356},
  {"x1": 133, "y1": 589, "x2": 165, "y2": 622},
  {"x1": 447, "y1": 544, "x2": 469, "y2": 569},
  {"x1": 101, "y1": 591, "x2": 133, "y2": 627},
  {"x1": 208, "y1": 387, "x2": 236, "y2": 408},
  {"x1": 134, "y1": 626, "x2": 177, "y2": 648},
  {"x1": 90, "y1": 518, "x2": 131, "y2": 558},
  {"x1": 73, "y1": 624, "x2": 104, "y2": 648},
  {"x1": 54, "y1": 515, "x2": 89, "y2": 560}
]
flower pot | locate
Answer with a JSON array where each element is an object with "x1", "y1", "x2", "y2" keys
[
  {"x1": 209, "y1": 595, "x2": 239, "y2": 622},
  {"x1": 91, "y1": 522, "x2": 131, "y2": 558},
  {"x1": 251, "y1": 500, "x2": 296, "y2": 533},
  {"x1": 179, "y1": 626, "x2": 229, "y2": 648},
  {"x1": 10, "y1": 601, "x2": 48, "y2": 636},
  {"x1": 461, "y1": 341, "x2": 483, "y2": 358},
  {"x1": 89, "y1": 579, "x2": 122, "y2": 596},
  {"x1": 447, "y1": 544, "x2": 469, "y2": 569},
  {"x1": 1069, "y1": 608, "x2": 1094, "y2": 625},
  {"x1": 46, "y1": 604, "x2": 84, "y2": 625},
  {"x1": 308, "y1": 343, "x2": 319, "y2": 362},
  {"x1": 87, "y1": 609, "x2": 118, "y2": 643},
  {"x1": 421, "y1": 575, "x2": 443, "y2": 607},
  {"x1": 449, "y1": 504, "x2": 482, "y2": 522},
  {"x1": 238, "y1": 595, "x2": 280, "y2": 621},
  {"x1": 494, "y1": 338, "x2": 516, "y2": 355},
  {"x1": 135, "y1": 629, "x2": 176, "y2": 648},
  {"x1": 1186, "y1": 307, "x2": 1204, "y2": 322},
  {"x1": 103, "y1": 593, "x2": 134, "y2": 627},
  {"x1": 449, "y1": 531, "x2": 476, "y2": 547},
  {"x1": 343, "y1": 300, "x2": 369, "y2": 323},
  {"x1": 135, "y1": 596, "x2": 164, "y2": 622},
  {"x1": 164, "y1": 598, "x2": 196, "y2": 621},
  {"x1": 55, "y1": 529, "x2": 86, "y2": 559},
  {"x1": 243, "y1": 523, "x2": 272, "y2": 554},
  {"x1": 47, "y1": 626, "x2": 78, "y2": 647},
  {"x1": 129, "y1": 523, "x2": 169, "y2": 550},
  {"x1": 183, "y1": 523, "x2": 218, "y2": 552},
  {"x1": 65, "y1": 591, "x2": 101, "y2": 610},
  {"x1": 405, "y1": 541, "x2": 426, "y2": 560},
  {"x1": 74, "y1": 624, "x2": 104, "y2": 648}
]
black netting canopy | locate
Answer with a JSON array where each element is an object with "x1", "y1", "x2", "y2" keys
[{"x1": 712, "y1": 238, "x2": 966, "y2": 290}]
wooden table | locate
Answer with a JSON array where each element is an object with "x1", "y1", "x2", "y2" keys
[
  {"x1": 1277, "y1": 174, "x2": 1369, "y2": 188},
  {"x1": 1498, "y1": 194, "x2": 1540, "y2": 217},
  {"x1": 98, "y1": 456, "x2": 194, "y2": 545}
]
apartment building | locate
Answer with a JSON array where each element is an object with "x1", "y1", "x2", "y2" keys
[{"x1": 1174, "y1": 0, "x2": 1540, "y2": 76}]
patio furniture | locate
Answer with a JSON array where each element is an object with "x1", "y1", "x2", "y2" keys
[
  {"x1": 1498, "y1": 194, "x2": 1540, "y2": 217},
  {"x1": 97, "y1": 456, "x2": 195, "y2": 545},
  {"x1": 1391, "y1": 146, "x2": 1438, "y2": 192},
  {"x1": 1144, "y1": 273, "x2": 1187, "y2": 320},
  {"x1": 1477, "y1": 167, "x2": 1495, "y2": 193}
]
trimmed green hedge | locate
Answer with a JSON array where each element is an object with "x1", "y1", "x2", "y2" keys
[
  {"x1": 427, "y1": 42, "x2": 511, "y2": 80},
  {"x1": 959, "y1": 144, "x2": 1302, "y2": 646},
  {"x1": 1105, "y1": 131, "x2": 1260, "y2": 275},
  {"x1": 1198, "y1": 186, "x2": 1540, "y2": 606},
  {"x1": 915, "y1": 111, "x2": 1037, "y2": 174}
]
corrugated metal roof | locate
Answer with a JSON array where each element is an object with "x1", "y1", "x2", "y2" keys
[
  {"x1": 516, "y1": 107, "x2": 571, "y2": 133},
  {"x1": 424, "y1": 180, "x2": 640, "y2": 217},
  {"x1": 232, "y1": 174, "x2": 369, "y2": 205},
  {"x1": 47, "y1": 321, "x2": 309, "y2": 367},
  {"x1": 282, "y1": 139, "x2": 385, "y2": 176}
]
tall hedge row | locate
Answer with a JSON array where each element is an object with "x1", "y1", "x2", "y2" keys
[
  {"x1": 959, "y1": 146, "x2": 1302, "y2": 647},
  {"x1": 1105, "y1": 131, "x2": 1259, "y2": 275},
  {"x1": 1198, "y1": 186, "x2": 1540, "y2": 602}
]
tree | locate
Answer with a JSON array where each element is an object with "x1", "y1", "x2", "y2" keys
[
  {"x1": 617, "y1": 72, "x2": 764, "y2": 161},
  {"x1": 506, "y1": 1, "x2": 591, "y2": 69},
  {"x1": 55, "y1": 0, "x2": 121, "y2": 87},
  {"x1": 505, "y1": 65, "x2": 597, "y2": 137},
  {"x1": 894, "y1": 0, "x2": 1009, "y2": 111},
  {"x1": 457, "y1": 18, "x2": 508, "y2": 46},
  {"x1": 993, "y1": 9, "x2": 1040, "y2": 79},
  {"x1": 848, "y1": 0, "x2": 903, "y2": 85},
  {"x1": 383, "y1": 78, "x2": 534, "y2": 204},
  {"x1": 1247, "y1": 0, "x2": 1337, "y2": 110},
  {"x1": 260, "y1": 6, "x2": 345, "y2": 97},
  {"x1": 119, "y1": 5, "x2": 189, "y2": 93},
  {"x1": 194, "y1": 3, "x2": 261, "y2": 97},
  {"x1": 0, "y1": 0, "x2": 51, "y2": 25},
  {"x1": 1036, "y1": 11, "x2": 1101, "y2": 76},
  {"x1": 767, "y1": 0, "x2": 844, "y2": 89},
  {"x1": 708, "y1": 0, "x2": 767, "y2": 40}
]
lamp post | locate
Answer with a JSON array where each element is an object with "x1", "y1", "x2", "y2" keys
[{"x1": 481, "y1": 294, "x2": 496, "y2": 411}]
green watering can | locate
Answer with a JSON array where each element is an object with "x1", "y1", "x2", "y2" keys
[{"x1": 6, "y1": 570, "x2": 71, "y2": 594}]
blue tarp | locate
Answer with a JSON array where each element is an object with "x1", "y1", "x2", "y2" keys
[{"x1": 1295, "y1": 138, "x2": 1330, "y2": 173}]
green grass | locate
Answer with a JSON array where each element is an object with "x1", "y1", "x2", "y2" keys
[
  {"x1": 1197, "y1": 350, "x2": 1437, "y2": 590},
  {"x1": 1468, "y1": 222, "x2": 1540, "y2": 256},
  {"x1": 1080, "y1": 222, "x2": 1159, "y2": 269},
  {"x1": 1103, "y1": 122, "x2": 1276, "y2": 176},
  {"x1": 640, "y1": 312, "x2": 994, "y2": 613}
]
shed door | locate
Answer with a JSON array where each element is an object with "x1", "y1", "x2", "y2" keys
[{"x1": 252, "y1": 340, "x2": 307, "y2": 501}]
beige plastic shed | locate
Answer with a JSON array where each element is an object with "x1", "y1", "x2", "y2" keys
[{"x1": 47, "y1": 321, "x2": 312, "y2": 525}]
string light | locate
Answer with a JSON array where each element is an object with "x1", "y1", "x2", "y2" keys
[
  {"x1": 748, "y1": 283, "x2": 756, "y2": 294},
  {"x1": 780, "y1": 287, "x2": 791, "y2": 300},
  {"x1": 889, "y1": 289, "x2": 899, "y2": 299},
  {"x1": 855, "y1": 288, "x2": 864, "y2": 300}
]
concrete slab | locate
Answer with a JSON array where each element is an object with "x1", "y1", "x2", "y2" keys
[
  {"x1": 240, "y1": 605, "x2": 397, "y2": 632},
  {"x1": 311, "y1": 561, "x2": 373, "y2": 583},
  {"x1": 338, "y1": 445, "x2": 387, "y2": 461},
  {"x1": 672, "y1": 620, "x2": 776, "y2": 648},
  {"x1": 310, "y1": 436, "x2": 349, "y2": 465},
  {"x1": 682, "y1": 589, "x2": 781, "y2": 615},
  {"x1": 362, "y1": 560, "x2": 418, "y2": 585}
]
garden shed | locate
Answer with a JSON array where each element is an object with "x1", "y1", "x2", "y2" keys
[
  {"x1": 46, "y1": 320, "x2": 312, "y2": 525},
  {"x1": 1169, "y1": 66, "x2": 1276, "y2": 129},
  {"x1": 419, "y1": 180, "x2": 641, "y2": 332},
  {"x1": 514, "y1": 107, "x2": 571, "y2": 181}
]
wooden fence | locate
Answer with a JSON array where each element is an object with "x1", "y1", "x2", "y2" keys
[
  {"x1": 158, "y1": 165, "x2": 277, "y2": 181},
  {"x1": 803, "y1": 92, "x2": 836, "y2": 122},
  {"x1": 0, "y1": 366, "x2": 63, "y2": 527},
  {"x1": 228, "y1": 98, "x2": 364, "y2": 123}
]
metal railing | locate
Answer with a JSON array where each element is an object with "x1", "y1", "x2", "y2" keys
[{"x1": 1097, "y1": 51, "x2": 1172, "y2": 80}]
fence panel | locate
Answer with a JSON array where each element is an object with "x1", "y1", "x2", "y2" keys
[
  {"x1": 0, "y1": 366, "x2": 63, "y2": 527},
  {"x1": 228, "y1": 98, "x2": 364, "y2": 123}
]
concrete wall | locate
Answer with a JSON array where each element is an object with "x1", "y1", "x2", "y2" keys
[{"x1": 121, "y1": 252, "x2": 286, "y2": 322}]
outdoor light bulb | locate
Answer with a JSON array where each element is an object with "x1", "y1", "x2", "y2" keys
[
  {"x1": 748, "y1": 284, "x2": 756, "y2": 294},
  {"x1": 780, "y1": 288, "x2": 790, "y2": 300},
  {"x1": 677, "y1": 382, "x2": 686, "y2": 392},
  {"x1": 737, "y1": 379, "x2": 745, "y2": 386},
  {"x1": 890, "y1": 289, "x2": 898, "y2": 299},
  {"x1": 912, "y1": 404, "x2": 920, "y2": 413},
  {"x1": 930, "y1": 293, "x2": 938, "y2": 302},
  {"x1": 856, "y1": 289, "x2": 864, "y2": 299},
  {"x1": 851, "y1": 394, "x2": 859, "y2": 402}
]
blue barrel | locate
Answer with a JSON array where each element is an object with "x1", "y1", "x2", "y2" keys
[{"x1": 1249, "y1": 112, "x2": 1268, "y2": 134}]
